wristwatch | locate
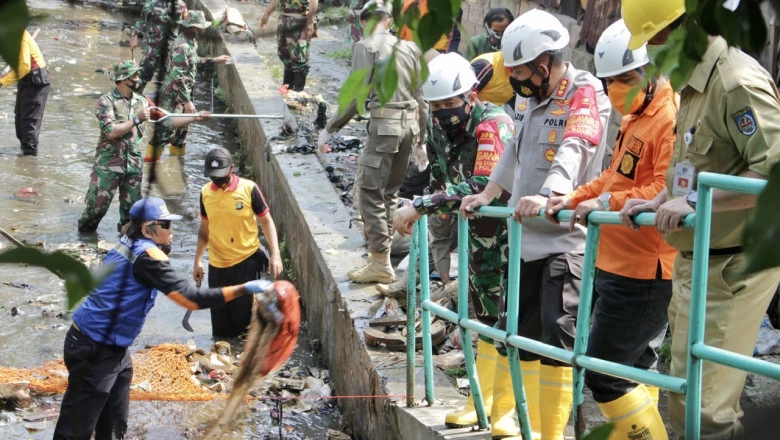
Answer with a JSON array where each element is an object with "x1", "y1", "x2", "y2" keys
[
  {"x1": 133, "y1": 116, "x2": 141, "y2": 127},
  {"x1": 538, "y1": 187, "x2": 551, "y2": 197},
  {"x1": 413, "y1": 197, "x2": 426, "y2": 214},
  {"x1": 686, "y1": 191, "x2": 697, "y2": 210},
  {"x1": 598, "y1": 192, "x2": 612, "y2": 211}
]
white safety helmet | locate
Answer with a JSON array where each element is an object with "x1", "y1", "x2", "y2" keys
[
  {"x1": 501, "y1": 9, "x2": 570, "y2": 68},
  {"x1": 593, "y1": 19, "x2": 649, "y2": 78},
  {"x1": 422, "y1": 53, "x2": 478, "y2": 101}
]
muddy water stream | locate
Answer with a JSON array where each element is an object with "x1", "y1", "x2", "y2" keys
[{"x1": 0, "y1": 1, "x2": 341, "y2": 438}]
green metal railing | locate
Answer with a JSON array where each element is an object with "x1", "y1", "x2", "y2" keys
[{"x1": 404, "y1": 172, "x2": 778, "y2": 439}]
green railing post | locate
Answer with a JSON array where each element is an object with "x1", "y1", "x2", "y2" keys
[
  {"x1": 406, "y1": 220, "x2": 420, "y2": 407},
  {"x1": 418, "y1": 215, "x2": 435, "y2": 405},
  {"x1": 685, "y1": 180, "x2": 712, "y2": 439},
  {"x1": 457, "y1": 213, "x2": 489, "y2": 429},
  {"x1": 570, "y1": 218, "x2": 601, "y2": 439},
  {"x1": 505, "y1": 219, "x2": 534, "y2": 440}
]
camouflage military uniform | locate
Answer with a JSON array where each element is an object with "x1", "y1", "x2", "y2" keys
[
  {"x1": 415, "y1": 103, "x2": 514, "y2": 331},
  {"x1": 151, "y1": 33, "x2": 213, "y2": 152},
  {"x1": 348, "y1": 0, "x2": 369, "y2": 43},
  {"x1": 133, "y1": 0, "x2": 186, "y2": 87},
  {"x1": 277, "y1": 0, "x2": 313, "y2": 89},
  {"x1": 78, "y1": 88, "x2": 149, "y2": 232}
]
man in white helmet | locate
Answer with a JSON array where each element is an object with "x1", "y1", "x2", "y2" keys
[
  {"x1": 462, "y1": 9, "x2": 611, "y2": 439},
  {"x1": 391, "y1": 52, "x2": 514, "y2": 432},
  {"x1": 544, "y1": 19, "x2": 677, "y2": 440},
  {"x1": 317, "y1": 0, "x2": 427, "y2": 284}
]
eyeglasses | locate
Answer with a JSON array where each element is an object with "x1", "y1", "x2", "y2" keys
[{"x1": 148, "y1": 221, "x2": 172, "y2": 230}]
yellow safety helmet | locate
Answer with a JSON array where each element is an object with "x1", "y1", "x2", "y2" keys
[{"x1": 622, "y1": 0, "x2": 685, "y2": 50}]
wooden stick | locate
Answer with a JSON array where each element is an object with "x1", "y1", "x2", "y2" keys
[{"x1": 0, "y1": 227, "x2": 24, "y2": 247}]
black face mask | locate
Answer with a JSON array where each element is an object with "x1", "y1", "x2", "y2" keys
[
  {"x1": 211, "y1": 176, "x2": 231, "y2": 188},
  {"x1": 433, "y1": 102, "x2": 471, "y2": 134},
  {"x1": 509, "y1": 76, "x2": 541, "y2": 99},
  {"x1": 158, "y1": 243, "x2": 172, "y2": 255},
  {"x1": 127, "y1": 79, "x2": 142, "y2": 92}
]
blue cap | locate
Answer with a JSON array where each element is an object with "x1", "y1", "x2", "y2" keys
[{"x1": 129, "y1": 197, "x2": 183, "y2": 222}]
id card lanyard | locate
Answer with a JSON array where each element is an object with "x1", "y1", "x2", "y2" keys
[{"x1": 671, "y1": 118, "x2": 700, "y2": 196}]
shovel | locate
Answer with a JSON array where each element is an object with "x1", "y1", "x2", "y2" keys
[{"x1": 149, "y1": 106, "x2": 287, "y2": 122}]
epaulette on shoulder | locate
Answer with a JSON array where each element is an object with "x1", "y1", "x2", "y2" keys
[{"x1": 717, "y1": 47, "x2": 765, "y2": 93}]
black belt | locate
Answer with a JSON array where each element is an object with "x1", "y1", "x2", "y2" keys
[
  {"x1": 680, "y1": 246, "x2": 742, "y2": 259},
  {"x1": 282, "y1": 9, "x2": 306, "y2": 13}
]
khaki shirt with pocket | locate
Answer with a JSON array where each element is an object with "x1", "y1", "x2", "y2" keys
[{"x1": 664, "y1": 37, "x2": 780, "y2": 251}]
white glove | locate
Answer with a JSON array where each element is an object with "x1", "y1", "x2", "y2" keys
[
  {"x1": 412, "y1": 142, "x2": 429, "y2": 172},
  {"x1": 317, "y1": 129, "x2": 332, "y2": 153}
]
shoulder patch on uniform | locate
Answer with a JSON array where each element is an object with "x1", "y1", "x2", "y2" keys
[
  {"x1": 731, "y1": 106, "x2": 757, "y2": 136},
  {"x1": 473, "y1": 121, "x2": 504, "y2": 176},
  {"x1": 563, "y1": 85, "x2": 602, "y2": 145}
]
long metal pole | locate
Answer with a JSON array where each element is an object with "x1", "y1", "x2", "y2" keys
[
  {"x1": 457, "y1": 214, "x2": 488, "y2": 429},
  {"x1": 406, "y1": 221, "x2": 420, "y2": 407},
  {"x1": 571, "y1": 221, "x2": 601, "y2": 439},
  {"x1": 419, "y1": 215, "x2": 434, "y2": 405}
]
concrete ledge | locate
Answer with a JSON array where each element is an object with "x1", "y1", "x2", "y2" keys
[{"x1": 190, "y1": 0, "x2": 472, "y2": 438}]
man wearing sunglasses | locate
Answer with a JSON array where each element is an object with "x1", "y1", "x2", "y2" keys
[{"x1": 55, "y1": 197, "x2": 274, "y2": 439}]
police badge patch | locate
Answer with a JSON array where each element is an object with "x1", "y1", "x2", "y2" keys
[{"x1": 731, "y1": 107, "x2": 757, "y2": 136}]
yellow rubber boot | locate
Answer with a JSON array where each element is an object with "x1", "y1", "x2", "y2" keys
[
  {"x1": 169, "y1": 144, "x2": 186, "y2": 156},
  {"x1": 647, "y1": 385, "x2": 660, "y2": 407},
  {"x1": 445, "y1": 339, "x2": 498, "y2": 427},
  {"x1": 520, "y1": 360, "x2": 541, "y2": 439},
  {"x1": 597, "y1": 384, "x2": 668, "y2": 440},
  {"x1": 347, "y1": 251, "x2": 395, "y2": 284},
  {"x1": 490, "y1": 355, "x2": 520, "y2": 439},
  {"x1": 539, "y1": 365, "x2": 573, "y2": 440},
  {"x1": 143, "y1": 144, "x2": 163, "y2": 163}
]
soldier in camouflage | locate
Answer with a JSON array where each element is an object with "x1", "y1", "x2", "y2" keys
[
  {"x1": 394, "y1": 52, "x2": 514, "y2": 330},
  {"x1": 78, "y1": 60, "x2": 207, "y2": 233},
  {"x1": 144, "y1": 11, "x2": 230, "y2": 162},
  {"x1": 392, "y1": 53, "x2": 514, "y2": 429},
  {"x1": 129, "y1": 0, "x2": 187, "y2": 92},
  {"x1": 348, "y1": 0, "x2": 369, "y2": 43},
  {"x1": 260, "y1": 0, "x2": 319, "y2": 91}
]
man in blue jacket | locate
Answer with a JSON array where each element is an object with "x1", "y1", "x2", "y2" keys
[{"x1": 54, "y1": 197, "x2": 274, "y2": 440}]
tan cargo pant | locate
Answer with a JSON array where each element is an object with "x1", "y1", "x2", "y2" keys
[
  {"x1": 669, "y1": 253, "x2": 780, "y2": 439},
  {"x1": 355, "y1": 114, "x2": 418, "y2": 254}
]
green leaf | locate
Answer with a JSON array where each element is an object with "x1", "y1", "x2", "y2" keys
[
  {"x1": 0, "y1": 247, "x2": 112, "y2": 309},
  {"x1": 0, "y1": 0, "x2": 30, "y2": 75},
  {"x1": 377, "y1": 52, "x2": 399, "y2": 106},
  {"x1": 582, "y1": 423, "x2": 614, "y2": 440},
  {"x1": 337, "y1": 67, "x2": 372, "y2": 117},
  {"x1": 416, "y1": 12, "x2": 442, "y2": 51},
  {"x1": 742, "y1": 162, "x2": 780, "y2": 275}
]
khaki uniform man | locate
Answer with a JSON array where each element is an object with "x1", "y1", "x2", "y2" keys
[
  {"x1": 621, "y1": 0, "x2": 780, "y2": 438},
  {"x1": 317, "y1": 1, "x2": 428, "y2": 284}
]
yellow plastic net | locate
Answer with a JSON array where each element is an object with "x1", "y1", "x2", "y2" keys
[{"x1": 0, "y1": 343, "x2": 221, "y2": 401}]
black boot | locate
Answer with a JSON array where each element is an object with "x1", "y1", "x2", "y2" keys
[
  {"x1": 292, "y1": 71, "x2": 307, "y2": 92},
  {"x1": 282, "y1": 68, "x2": 294, "y2": 87}
]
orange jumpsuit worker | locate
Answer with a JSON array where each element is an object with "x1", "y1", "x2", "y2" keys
[{"x1": 545, "y1": 19, "x2": 677, "y2": 439}]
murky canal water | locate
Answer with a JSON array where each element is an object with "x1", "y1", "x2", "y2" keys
[{"x1": 0, "y1": 0, "x2": 341, "y2": 438}]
